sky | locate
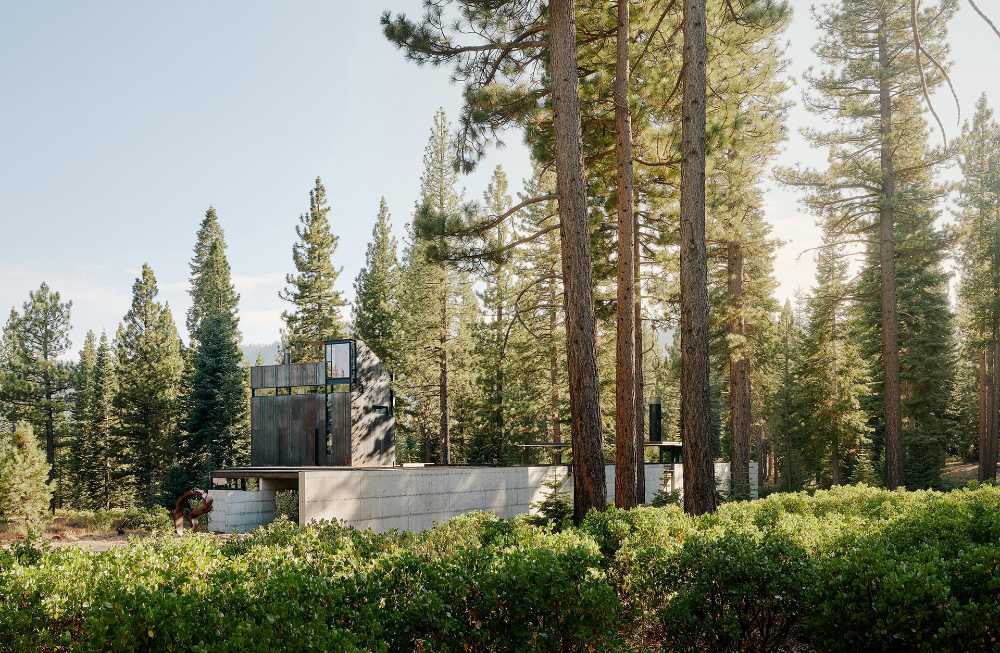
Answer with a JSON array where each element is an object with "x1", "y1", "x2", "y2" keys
[{"x1": 1, "y1": 1, "x2": 998, "y2": 354}]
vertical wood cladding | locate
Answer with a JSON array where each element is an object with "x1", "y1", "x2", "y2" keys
[{"x1": 249, "y1": 342, "x2": 395, "y2": 467}]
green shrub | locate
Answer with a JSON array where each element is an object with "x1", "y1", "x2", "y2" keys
[
  {"x1": 3, "y1": 485, "x2": 1000, "y2": 652},
  {"x1": 0, "y1": 423, "x2": 51, "y2": 534},
  {"x1": 643, "y1": 531, "x2": 816, "y2": 652},
  {"x1": 274, "y1": 489, "x2": 298, "y2": 523},
  {"x1": 526, "y1": 472, "x2": 573, "y2": 531}
]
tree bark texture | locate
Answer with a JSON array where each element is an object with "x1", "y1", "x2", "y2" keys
[
  {"x1": 680, "y1": 0, "x2": 716, "y2": 515},
  {"x1": 549, "y1": 0, "x2": 607, "y2": 521},
  {"x1": 877, "y1": 27, "x2": 904, "y2": 490},
  {"x1": 549, "y1": 260, "x2": 564, "y2": 466},
  {"x1": 727, "y1": 241, "x2": 751, "y2": 499},
  {"x1": 977, "y1": 349, "x2": 988, "y2": 481},
  {"x1": 634, "y1": 211, "x2": 646, "y2": 502},
  {"x1": 439, "y1": 291, "x2": 450, "y2": 465},
  {"x1": 496, "y1": 247, "x2": 505, "y2": 464},
  {"x1": 988, "y1": 342, "x2": 1000, "y2": 482},
  {"x1": 614, "y1": 0, "x2": 638, "y2": 509}
]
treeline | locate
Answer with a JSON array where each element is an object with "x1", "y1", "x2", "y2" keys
[
  {"x1": 375, "y1": 0, "x2": 1000, "y2": 506},
  {"x1": 3, "y1": 0, "x2": 999, "y2": 517},
  {"x1": 0, "y1": 209, "x2": 246, "y2": 509}
]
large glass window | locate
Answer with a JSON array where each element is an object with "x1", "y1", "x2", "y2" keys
[{"x1": 325, "y1": 340, "x2": 353, "y2": 382}]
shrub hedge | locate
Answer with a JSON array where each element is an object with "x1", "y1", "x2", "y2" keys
[{"x1": 2, "y1": 485, "x2": 999, "y2": 652}]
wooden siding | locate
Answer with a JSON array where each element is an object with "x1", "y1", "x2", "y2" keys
[
  {"x1": 251, "y1": 363, "x2": 323, "y2": 389},
  {"x1": 327, "y1": 391, "x2": 352, "y2": 465},
  {"x1": 251, "y1": 394, "x2": 324, "y2": 466},
  {"x1": 249, "y1": 341, "x2": 394, "y2": 467}
]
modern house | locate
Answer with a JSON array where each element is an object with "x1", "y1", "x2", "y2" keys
[
  {"x1": 208, "y1": 339, "x2": 754, "y2": 533},
  {"x1": 245, "y1": 338, "x2": 394, "y2": 468}
]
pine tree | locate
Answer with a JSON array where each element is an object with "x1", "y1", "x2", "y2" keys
[
  {"x1": 187, "y1": 207, "x2": 237, "y2": 342},
  {"x1": 114, "y1": 264, "x2": 184, "y2": 507},
  {"x1": 782, "y1": 0, "x2": 958, "y2": 489},
  {"x1": 0, "y1": 283, "x2": 73, "y2": 507},
  {"x1": 956, "y1": 95, "x2": 1000, "y2": 482},
  {"x1": 469, "y1": 166, "x2": 514, "y2": 465},
  {"x1": 404, "y1": 109, "x2": 468, "y2": 464},
  {"x1": 0, "y1": 310, "x2": 17, "y2": 435},
  {"x1": 797, "y1": 230, "x2": 872, "y2": 487},
  {"x1": 280, "y1": 177, "x2": 348, "y2": 362},
  {"x1": 185, "y1": 240, "x2": 248, "y2": 484},
  {"x1": 82, "y1": 332, "x2": 117, "y2": 509},
  {"x1": 507, "y1": 168, "x2": 567, "y2": 464},
  {"x1": 613, "y1": 0, "x2": 638, "y2": 509},
  {"x1": 353, "y1": 197, "x2": 399, "y2": 364},
  {"x1": 67, "y1": 330, "x2": 97, "y2": 508},
  {"x1": 769, "y1": 300, "x2": 805, "y2": 489},
  {"x1": 384, "y1": 1, "x2": 607, "y2": 517},
  {"x1": 0, "y1": 423, "x2": 51, "y2": 533}
]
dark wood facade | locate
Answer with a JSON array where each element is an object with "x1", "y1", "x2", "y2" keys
[{"x1": 249, "y1": 340, "x2": 395, "y2": 467}]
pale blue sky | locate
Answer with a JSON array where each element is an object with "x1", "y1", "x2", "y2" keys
[{"x1": 1, "y1": 1, "x2": 997, "y2": 351}]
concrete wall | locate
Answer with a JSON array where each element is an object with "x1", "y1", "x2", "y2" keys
[
  {"x1": 298, "y1": 462, "x2": 756, "y2": 533},
  {"x1": 210, "y1": 489, "x2": 277, "y2": 533},
  {"x1": 210, "y1": 463, "x2": 757, "y2": 534}
]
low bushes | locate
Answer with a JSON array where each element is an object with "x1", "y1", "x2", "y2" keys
[
  {"x1": 2, "y1": 485, "x2": 999, "y2": 652},
  {"x1": 52, "y1": 506, "x2": 174, "y2": 534}
]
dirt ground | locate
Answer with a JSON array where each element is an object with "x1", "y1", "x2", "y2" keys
[
  {"x1": 940, "y1": 459, "x2": 996, "y2": 488},
  {"x1": 1, "y1": 515, "x2": 225, "y2": 552}
]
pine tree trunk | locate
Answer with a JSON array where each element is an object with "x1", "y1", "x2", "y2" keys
[
  {"x1": 549, "y1": 264, "x2": 564, "y2": 466},
  {"x1": 439, "y1": 279, "x2": 450, "y2": 465},
  {"x1": 979, "y1": 349, "x2": 989, "y2": 481},
  {"x1": 634, "y1": 215, "x2": 646, "y2": 502},
  {"x1": 422, "y1": 419, "x2": 432, "y2": 464},
  {"x1": 614, "y1": 0, "x2": 638, "y2": 509},
  {"x1": 831, "y1": 430, "x2": 842, "y2": 486},
  {"x1": 782, "y1": 332, "x2": 793, "y2": 488},
  {"x1": 755, "y1": 427, "x2": 766, "y2": 492},
  {"x1": 496, "y1": 264, "x2": 505, "y2": 464},
  {"x1": 549, "y1": 0, "x2": 607, "y2": 521},
  {"x1": 727, "y1": 241, "x2": 751, "y2": 500},
  {"x1": 981, "y1": 349, "x2": 991, "y2": 481},
  {"x1": 832, "y1": 313, "x2": 842, "y2": 486},
  {"x1": 877, "y1": 26, "x2": 904, "y2": 490},
  {"x1": 680, "y1": 0, "x2": 716, "y2": 515},
  {"x1": 988, "y1": 341, "x2": 1000, "y2": 482}
]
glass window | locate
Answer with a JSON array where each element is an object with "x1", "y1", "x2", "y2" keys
[
  {"x1": 252, "y1": 387, "x2": 276, "y2": 397},
  {"x1": 276, "y1": 387, "x2": 291, "y2": 396},
  {"x1": 327, "y1": 383, "x2": 350, "y2": 394},
  {"x1": 327, "y1": 341, "x2": 352, "y2": 380}
]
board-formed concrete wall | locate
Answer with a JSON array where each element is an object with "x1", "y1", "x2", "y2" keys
[
  {"x1": 296, "y1": 462, "x2": 756, "y2": 532},
  {"x1": 210, "y1": 489, "x2": 277, "y2": 533}
]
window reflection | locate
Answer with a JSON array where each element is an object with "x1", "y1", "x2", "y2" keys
[{"x1": 326, "y1": 341, "x2": 352, "y2": 380}]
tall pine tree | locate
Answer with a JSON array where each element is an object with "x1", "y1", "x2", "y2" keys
[
  {"x1": 66, "y1": 330, "x2": 97, "y2": 508},
  {"x1": 0, "y1": 283, "x2": 73, "y2": 507},
  {"x1": 83, "y1": 332, "x2": 117, "y2": 509},
  {"x1": 781, "y1": 0, "x2": 958, "y2": 488},
  {"x1": 114, "y1": 264, "x2": 184, "y2": 507},
  {"x1": 955, "y1": 95, "x2": 1000, "y2": 482},
  {"x1": 185, "y1": 238, "x2": 248, "y2": 485},
  {"x1": 353, "y1": 197, "x2": 399, "y2": 364},
  {"x1": 280, "y1": 177, "x2": 348, "y2": 362}
]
